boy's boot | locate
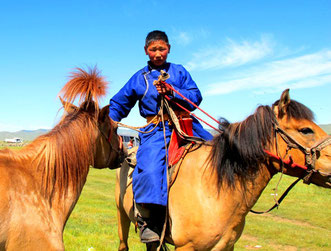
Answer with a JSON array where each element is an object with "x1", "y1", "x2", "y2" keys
[{"x1": 134, "y1": 203, "x2": 165, "y2": 244}]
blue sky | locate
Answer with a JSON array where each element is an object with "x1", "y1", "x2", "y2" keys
[{"x1": 1, "y1": 0, "x2": 330, "y2": 132}]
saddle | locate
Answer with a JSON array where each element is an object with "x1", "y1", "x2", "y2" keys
[
  {"x1": 123, "y1": 94, "x2": 206, "y2": 187},
  {"x1": 168, "y1": 117, "x2": 193, "y2": 166}
]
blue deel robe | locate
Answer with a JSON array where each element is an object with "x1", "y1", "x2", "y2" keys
[{"x1": 109, "y1": 62, "x2": 213, "y2": 206}]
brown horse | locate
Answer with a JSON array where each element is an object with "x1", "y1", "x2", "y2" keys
[
  {"x1": 0, "y1": 68, "x2": 124, "y2": 251},
  {"x1": 116, "y1": 89, "x2": 331, "y2": 251}
]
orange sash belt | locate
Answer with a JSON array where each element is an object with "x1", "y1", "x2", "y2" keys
[{"x1": 146, "y1": 111, "x2": 190, "y2": 124}]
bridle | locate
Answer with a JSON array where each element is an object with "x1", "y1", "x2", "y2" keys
[
  {"x1": 251, "y1": 114, "x2": 331, "y2": 214},
  {"x1": 268, "y1": 120, "x2": 331, "y2": 184},
  {"x1": 98, "y1": 119, "x2": 124, "y2": 168}
]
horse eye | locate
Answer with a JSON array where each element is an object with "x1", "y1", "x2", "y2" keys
[{"x1": 299, "y1": 127, "x2": 314, "y2": 135}]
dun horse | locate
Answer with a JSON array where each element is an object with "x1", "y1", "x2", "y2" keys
[
  {"x1": 116, "y1": 89, "x2": 331, "y2": 251},
  {"x1": 0, "y1": 68, "x2": 123, "y2": 251}
]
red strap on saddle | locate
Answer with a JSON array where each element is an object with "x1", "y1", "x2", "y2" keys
[{"x1": 168, "y1": 118, "x2": 193, "y2": 166}]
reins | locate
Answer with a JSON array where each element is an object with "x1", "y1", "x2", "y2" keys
[
  {"x1": 160, "y1": 80, "x2": 222, "y2": 133},
  {"x1": 250, "y1": 177, "x2": 301, "y2": 214},
  {"x1": 116, "y1": 116, "x2": 161, "y2": 134}
]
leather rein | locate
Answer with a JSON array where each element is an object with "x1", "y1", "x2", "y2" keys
[
  {"x1": 98, "y1": 120, "x2": 124, "y2": 168},
  {"x1": 250, "y1": 118, "x2": 331, "y2": 214}
]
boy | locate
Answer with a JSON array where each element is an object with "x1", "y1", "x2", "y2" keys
[{"x1": 109, "y1": 30, "x2": 213, "y2": 247}]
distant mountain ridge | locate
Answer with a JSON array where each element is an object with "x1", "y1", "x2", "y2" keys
[
  {"x1": 1, "y1": 124, "x2": 330, "y2": 142},
  {"x1": 0, "y1": 129, "x2": 49, "y2": 141},
  {"x1": 320, "y1": 124, "x2": 331, "y2": 135},
  {"x1": 0, "y1": 128, "x2": 139, "y2": 142}
]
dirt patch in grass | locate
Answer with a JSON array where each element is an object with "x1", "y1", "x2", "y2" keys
[
  {"x1": 267, "y1": 243, "x2": 300, "y2": 251},
  {"x1": 261, "y1": 213, "x2": 327, "y2": 230},
  {"x1": 241, "y1": 234, "x2": 301, "y2": 251}
]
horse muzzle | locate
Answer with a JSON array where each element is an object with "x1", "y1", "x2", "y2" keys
[
  {"x1": 310, "y1": 170, "x2": 331, "y2": 188},
  {"x1": 109, "y1": 146, "x2": 128, "y2": 170}
]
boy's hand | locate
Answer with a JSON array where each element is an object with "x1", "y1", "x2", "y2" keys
[{"x1": 154, "y1": 81, "x2": 173, "y2": 95}]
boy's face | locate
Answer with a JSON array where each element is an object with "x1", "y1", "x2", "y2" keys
[{"x1": 145, "y1": 40, "x2": 170, "y2": 66}]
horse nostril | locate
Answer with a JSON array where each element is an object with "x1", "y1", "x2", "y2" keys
[{"x1": 316, "y1": 150, "x2": 321, "y2": 159}]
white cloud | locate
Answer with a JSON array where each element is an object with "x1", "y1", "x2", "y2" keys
[
  {"x1": 173, "y1": 31, "x2": 192, "y2": 46},
  {"x1": 204, "y1": 49, "x2": 331, "y2": 96},
  {"x1": 186, "y1": 34, "x2": 274, "y2": 71},
  {"x1": 171, "y1": 28, "x2": 210, "y2": 47}
]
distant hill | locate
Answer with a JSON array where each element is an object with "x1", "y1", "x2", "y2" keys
[
  {"x1": 0, "y1": 129, "x2": 49, "y2": 141},
  {"x1": 320, "y1": 124, "x2": 331, "y2": 135},
  {"x1": 0, "y1": 128, "x2": 139, "y2": 142},
  {"x1": 0, "y1": 124, "x2": 330, "y2": 142}
]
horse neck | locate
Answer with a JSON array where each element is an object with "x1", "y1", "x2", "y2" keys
[
  {"x1": 50, "y1": 181, "x2": 89, "y2": 227},
  {"x1": 21, "y1": 119, "x2": 96, "y2": 224},
  {"x1": 240, "y1": 163, "x2": 274, "y2": 210}
]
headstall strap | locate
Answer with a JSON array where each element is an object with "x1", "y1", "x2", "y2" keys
[{"x1": 273, "y1": 121, "x2": 331, "y2": 184}]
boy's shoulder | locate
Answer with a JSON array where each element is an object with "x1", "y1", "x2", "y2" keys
[
  {"x1": 168, "y1": 62, "x2": 190, "y2": 75},
  {"x1": 130, "y1": 65, "x2": 149, "y2": 78},
  {"x1": 168, "y1": 62, "x2": 187, "y2": 71}
]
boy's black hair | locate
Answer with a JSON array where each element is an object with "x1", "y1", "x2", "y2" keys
[{"x1": 145, "y1": 30, "x2": 169, "y2": 47}]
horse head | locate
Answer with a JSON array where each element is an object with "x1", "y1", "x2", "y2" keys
[
  {"x1": 59, "y1": 67, "x2": 125, "y2": 170},
  {"x1": 94, "y1": 104, "x2": 125, "y2": 170},
  {"x1": 272, "y1": 89, "x2": 331, "y2": 188}
]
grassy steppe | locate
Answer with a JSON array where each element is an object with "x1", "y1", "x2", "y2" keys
[{"x1": 64, "y1": 168, "x2": 331, "y2": 251}]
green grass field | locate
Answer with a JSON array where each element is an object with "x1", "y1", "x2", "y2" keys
[{"x1": 64, "y1": 168, "x2": 331, "y2": 251}]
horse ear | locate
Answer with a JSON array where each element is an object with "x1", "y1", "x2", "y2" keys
[
  {"x1": 99, "y1": 105, "x2": 110, "y2": 122},
  {"x1": 278, "y1": 89, "x2": 290, "y2": 118},
  {"x1": 81, "y1": 100, "x2": 97, "y2": 114},
  {"x1": 59, "y1": 96, "x2": 78, "y2": 113}
]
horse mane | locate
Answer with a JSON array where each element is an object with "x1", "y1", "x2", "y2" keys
[
  {"x1": 272, "y1": 99, "x2": 314, "y2": 121},
  {"x1": 59, "y1": 66, "x2": 108, "y2": 113},
  {"x1": 0, "y1": 67, "x2": 108, "y2": 202},
  {"x1": 34, "y1": 111, "x2": 98, "y2": 200},
  {"x1": 209, "y1": 99, "x2": 314, "y2": 189}
]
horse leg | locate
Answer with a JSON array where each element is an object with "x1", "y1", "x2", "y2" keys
[{"x1": 117, "y1": 205, "x2": 131, "y2": 251}]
